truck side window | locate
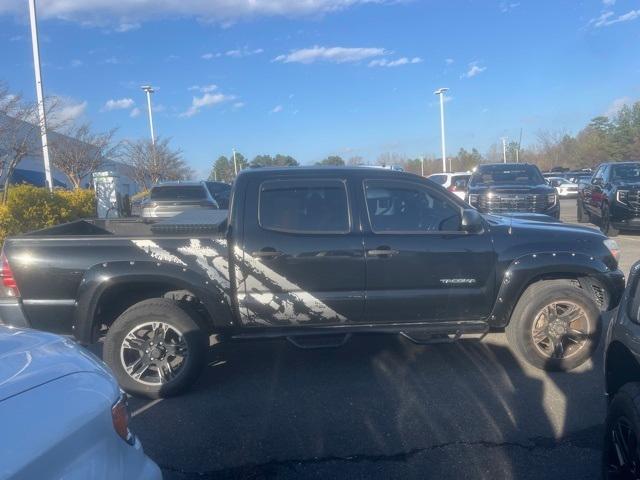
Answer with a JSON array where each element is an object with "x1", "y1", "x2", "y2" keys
[
  {"x1": 259, "y1": 179, "x2": 350, "y2": 234},
  {"x1": 364, "y1": 181, "x2": 461, "y2": 233}
]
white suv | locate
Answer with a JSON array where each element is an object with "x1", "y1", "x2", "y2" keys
[{"x1": 427, "y1": 172, "x2": 471, "y2": 200}]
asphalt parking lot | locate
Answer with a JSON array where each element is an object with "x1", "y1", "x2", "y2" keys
[{"x1": 128, "y1": 199, "x2": 640, "y2": 480}]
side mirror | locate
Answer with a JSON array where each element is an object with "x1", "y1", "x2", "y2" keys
[
  {"x1": 461, "y1": 209, "x2": 484, "y2": 234},
  {"x1": 627, "y1": 262, "x2": 640, "y2": 323}
]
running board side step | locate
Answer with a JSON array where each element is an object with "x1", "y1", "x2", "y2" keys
[
  {"x1": 286, "y1": 334, "x2": 352, "y2": 349},
  {"x1": 400, "y1": 330, "x2": 487, "y2": 345}
]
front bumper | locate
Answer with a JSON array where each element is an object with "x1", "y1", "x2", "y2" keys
[
  {"x1": 0, "y1": 299, "x2": 30, "y2": 328},
  {"x1": 611, "y1": 201, "x2": 640, "y2": 230}
]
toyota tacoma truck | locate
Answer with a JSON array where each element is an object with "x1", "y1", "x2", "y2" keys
[{"x1": 0, "y1": 167, "x2": 625, "y2": 398}]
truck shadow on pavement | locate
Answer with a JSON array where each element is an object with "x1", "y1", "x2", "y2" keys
[{"x1": 122, "y1": 330, "x2": 607, "y2": 480}]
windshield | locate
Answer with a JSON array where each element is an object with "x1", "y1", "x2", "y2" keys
[
  {"x1": 150, "y1": 185, "x2": 206, "y2": 201},
  {"x1": 612, "y1": 165, "x2": 640, "y2": 181},
  {"x1": 470, "y1": 165, "x2": 545, "y2": 186}
]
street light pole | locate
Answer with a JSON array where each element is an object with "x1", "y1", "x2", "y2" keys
[
  {"x1": 434, "y1": 88, "x2": 449, "y2": 173},
  {"x1": 141, "y1": 85, "x2": 156, "y2": 145},
  {"x1": 28, "y1": 0, "x2": 53, "y2": 192},
  {"x1": 232, "y1": 148, "x2": 238, "y2": 176},
  {"x1": 501, "y1": 137, "x2": 507, "y2": 163}
]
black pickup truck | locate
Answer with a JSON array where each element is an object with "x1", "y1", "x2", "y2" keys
[
  {"x1": 0, "y1": 167, "x2": 625, "y2": 398},
  {"x1": 577, "y1": 161, "x2": 640, "y2": 236}
]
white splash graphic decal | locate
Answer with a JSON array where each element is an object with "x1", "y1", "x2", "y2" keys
[
  {"x1": 177, "y1": 239, "x2": 230, "y2": 288},
  {"x1": 132, "y1": 240, "x2": 187, "y2": 266}
]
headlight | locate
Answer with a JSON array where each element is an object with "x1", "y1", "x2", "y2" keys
[
  {"x1": 617, "y1": 190, "x2": 628, "y2": 203},
  {"x1": 547, "y1": 194, "x2": 557, "y2": 207},
  {"x1": 468, "y1": 194, "x2": 479, "y2": 206},
  {"x1": 604, "y1": 239, "x2": 621, "y2": 262}
]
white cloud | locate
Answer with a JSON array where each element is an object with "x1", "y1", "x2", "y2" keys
[
  {"x1": 115, "y1": 22, "x2": 140, "y2": 32},
  {"x1": 181, "y1": 92, "x2": 234, "y2": 117},
  {"x1": 605, "y1": 96, "x2": 633, "y2": 117},
  {"x1": 50, "y1": 99, "x2": 87, "y2": 124},
  {"x1": 129, "y1": 107, "x2": 141, "y2": 118},
  {"x1": 188, "y1": 84, "x2": 218, "y2": 93},
  {"x1": 70, "y1": 59, "x2": 83, "y2": 67},
  {"x1": 9, "y1": 35, "x2": 23, "y2": 42},
  {"x1": 0, "y1": 1, "x2": 390, "y2": 25},
  {"x1": 368, "y1": 56, "x2": 422, "y2": 67},
  {"x1": 500, "y1": 2, "x2": 520, "y2": 13},
  {"x1": 274, "y1": 46, "x2": 386, "y2": 64},
  {"x1": 201, "y1": 52, "x2": 220, "y2": 60},
  {"x1": 603, "y1": 0, "x2": 616, "y2": 5},
  {"x1": 461, "y1": 61, "x2": 486, "y2": 78},
  {"x1": 590, "y1": 9, "x2": 640, "y2": 27},
  {"x1": 271, "y1": 104, "x2": 283, "y2": 113},
  {"x1": 232, "y1": 102, "x2": 245, "y2": 109},
  {"x1": 445, "y1": 58, "x2": 454, "y2": 65},
  {"x1": 165, "y1": 54, "x2": 179, "y2": 62},
  {"x1": 102, "y1": 56, "x2": 120, "y2": 64},
  {"x1": 225, "y1": 47, "x2": 264, "y2": 58},
  {"x1": 103, "y1": 97, "x2": 135, "y2": 110}
]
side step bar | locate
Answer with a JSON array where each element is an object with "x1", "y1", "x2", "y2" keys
[{"x1": 286, "y1": 334, "x2": 352, "y2": 349}]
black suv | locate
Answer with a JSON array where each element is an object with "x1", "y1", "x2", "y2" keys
[
  {"x1": 578, "y1": 162, "x2": 640, "y2": 237},
  {"x1": 604, "y1": 260, "x2": 640, "y2": 477},
  {"x1": 467, "y1": 163, "x2": 560, "y2": 219}
]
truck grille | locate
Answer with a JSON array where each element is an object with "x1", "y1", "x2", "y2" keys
[
  {"x1": 477, "y1": 193, "x2": 552, "y2": 214},
  {"x1": 625, "y1": 190, "x2": 640, "y2": 211}
]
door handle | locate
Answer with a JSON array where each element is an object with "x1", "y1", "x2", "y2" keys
[
  {"x1": 252, "y1": 249, "x2": 282, "y2": 259},
  {"x1": 367, "y1": 248, "x2": 399, "y2": 257}
]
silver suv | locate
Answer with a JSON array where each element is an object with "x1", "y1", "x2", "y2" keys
[{"x1": 141, "y1": 181, "x2": 219, "y2": 220}]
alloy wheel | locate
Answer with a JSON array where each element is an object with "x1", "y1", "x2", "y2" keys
[{"x1": 531, "y1": 301, "x2": 590, "y2": 359}]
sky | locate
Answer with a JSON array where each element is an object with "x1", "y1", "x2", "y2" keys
[{"x1": 0, "y1": 0, "x2": 639, "y2": 177}]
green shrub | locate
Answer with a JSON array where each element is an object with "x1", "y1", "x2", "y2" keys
[{"x1": 0, "y1": 185, "x2": 96, "y2": 243}]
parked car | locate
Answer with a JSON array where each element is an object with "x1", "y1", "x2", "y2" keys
[
  {"x1": 546, "y1": 177, "x2": 579, "y2": 198},
  {"x1": 577, "y1": 162, "x2": 640, "y2": 236},
  {"x1": 0, "y1": 167, "x2": 624, "y2": 398},
  {"x1": 427, "y1": 172, "x2": 471, "y2": 200},
  {"x1": 603, "y1": 260, "x2": 640, "y2": 478},
  {"x1": 141, "y1": 181, "x2": 219, "y2": 220},
  {"x1": 205, "y1": 181, "x2": 232, "y2": 209},
  {"x1": 467, "y1": 163, "x2": 560, "y2": 219},
  {"x1": 0, "y1": 326, "x2": 161, "y2": 479}
]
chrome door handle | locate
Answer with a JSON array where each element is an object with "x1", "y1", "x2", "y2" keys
[{"x1": 367, "y1": 249, "x2": 399, "y2": 257}]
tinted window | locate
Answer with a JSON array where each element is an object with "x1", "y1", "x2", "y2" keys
[
  {"x1": 365, "y1": 181, "x2": 460, "y2": 232},
  {"x1": 429, "y1": 174, "x2": 448, "y2": 185},
  {"x1": 205, "y1": 181, "x2": 231, "y2": 195},
  {"x1": 469, "y1": 165, "x2": 545, "y2": 186},
  {"x1": 612, "y1": 164, "x2": 640, "y2": 181},
  {"x1": 150, "y1": 185, "x2": 206, "y2": 201},
  {"x1": 452, "y1": 175, "x2": 470, "y2": 189},
  {"x1": 259, "y1": 180, "x2": 349, "y2": 233}
]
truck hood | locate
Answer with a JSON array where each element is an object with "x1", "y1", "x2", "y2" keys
[
  {"x1": 0, "y1": 326, "x2": 113, "y2": 402},
  {"x1": 614, "y1": 181, "x2": 640, "y2": 188},
  {"x1": 484, "y1": 213, "x2": 603, "y2": 237},
  {"x1": 468, "y1": 184, "x2": 555, "y2": 195}
]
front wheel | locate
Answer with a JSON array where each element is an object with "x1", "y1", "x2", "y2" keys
[
  {"x1": 505, "y1": 280, "x2": 601, "y2": 371},
  {"x1": 603, "y1": 383, "x2": 640, "y2": 479},
  {"x1": 103, "y1": 298, "x2": 207, "y2": 398}
]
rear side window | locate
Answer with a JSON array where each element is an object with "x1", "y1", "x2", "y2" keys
[
  {"x1": 150, "y1": 185, "x2": 206, "y2": 201},
  {"x1": 259, "y1": 179, "x2": 350, "y2": 233},
  {"x1": 429, "y1": 174, "x2": 448, "y2": 185}
]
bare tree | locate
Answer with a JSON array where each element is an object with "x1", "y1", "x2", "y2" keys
[
  {"x1": 49, "y1": 123, "x2": 119, "y2": 189},
  {"x1": 121, "y1": 137, "x2": 192, "y2": 189}
]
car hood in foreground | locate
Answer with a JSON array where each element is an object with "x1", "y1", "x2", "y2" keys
[
  {"x1": 0, "y1": 326, "x2": 113, "y2": 402},
  {"x1": 484, "y1": 213, "x2": 603, "y2": 236}
]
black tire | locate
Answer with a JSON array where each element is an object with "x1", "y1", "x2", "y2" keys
[
  {"x1": 505, "y1": 280, "x2": 601, "y2": 371},
  {"x1": 603, "y1": 383, "x2": 640, "y2": 479},
  {"x1": 577, "y1": 199, "x2": 587, "y2": 223},
  {"x1": 103, "y1": 298, "x2": 207, "y2": 398},
  {"x1": 601, "y1": 203, "x2": 620, "y2": 237}
]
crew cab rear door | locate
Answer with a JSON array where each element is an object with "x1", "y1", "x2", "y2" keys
[
  {"x1": 238, "y1": 176, "x2": 364, "y2": 326},
  {"x1": 361, "y1": 177, "x2": 496, "y2": 323}
]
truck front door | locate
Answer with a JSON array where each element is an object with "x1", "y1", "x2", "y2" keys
[
  {"x1": 238, "y1": 177, "x2": 365, "y2": 326},
  {"x1": 361, "y1": 178, "x2": 496, "y2": 323}
]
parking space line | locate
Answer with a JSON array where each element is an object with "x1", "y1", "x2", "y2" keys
[{"x1": 131, "y1": 398, "x2": 163, "y2": 417}]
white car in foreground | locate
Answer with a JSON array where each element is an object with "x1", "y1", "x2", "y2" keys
[{"x1": 0, "y1": 326, "x2": 161, "y2": 480}]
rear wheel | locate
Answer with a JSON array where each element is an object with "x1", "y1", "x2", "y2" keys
[
  {"x1": 603, "y1": 383, "x2": 640, "y2": 479},
  {"x1": 506, "y1": 280, "x2": 601, "y2": 371},
  {"x1": 103, "y1": 298, "x2": 207, "y2": 398},
  {"x1": 601, "y1": 203, "x2": 620, "y2": 237}
]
